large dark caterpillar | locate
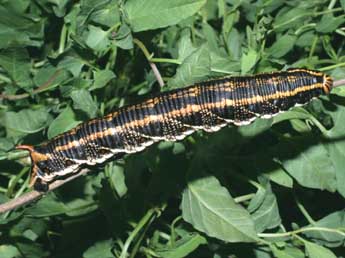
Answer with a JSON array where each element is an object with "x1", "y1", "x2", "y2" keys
[{"x1": 17, "y1": 69, "x2": 333, "y2": 189}]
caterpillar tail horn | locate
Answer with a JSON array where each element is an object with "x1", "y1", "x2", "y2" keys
[{"x1": 16, "y1": 145, "x2": 39, "y2": 187}]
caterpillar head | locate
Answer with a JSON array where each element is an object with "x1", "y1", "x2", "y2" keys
[
  {"x1": 323, "y1": 74, "x2": 333, "y2": 94},
  {"x1": 16, "y1": 145, "x2": 79, "y2": 191}
]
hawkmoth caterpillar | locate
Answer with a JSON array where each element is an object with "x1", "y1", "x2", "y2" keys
[{"x1": 17, "y1": 69, "x2": 333, "y2": 190}]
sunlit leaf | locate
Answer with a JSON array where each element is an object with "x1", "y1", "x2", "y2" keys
[
  {"x1": 182, "y1": 173, "x2": 258, "y2": 242},
  {"x1": 125, "y1": 0, "x2": 207, "y2": 32}
]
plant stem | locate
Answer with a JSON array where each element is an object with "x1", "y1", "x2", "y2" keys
[
  {"x1": 133, "y1": 38, "x2": 152, "y2": 60},
  {"x1": 6, "y1": 167, "x2": 29, "y2": 198},
  {"x1": 273, "y1": 7, "x2": 342, "y2": 31},
  {"x1": 106, "y1": 22, "x2": 121, "y2": 35},
  {"x1": 295, "y1": 23, "x2": 316, "y2": 35},
  {"x1": 308, "y1": 116, "x2": 329, "y2": 138},
  {"x1": 0, "y1": 73, "x2": 12, "y2": 83},
  {"x1": 335, "y1": 28, "x2": 345, "y2": 37},
  {"x1": 150, "y1": 58, "x2": 181, "y2": 65},
  {"x1": 294, "y1": 193, "x2": 316, "y2": 224},
  {"x1": 231, "y1": 172, "x2": 263, "y2": 190},
  {"x1": 58, "y1": 24, "x2": 68, "y2": 54},
  {"x1": 315, "y1": 7, "x2": 343, "y2": 16},
  {"x1": 258, "y1": 226, "x2": 345, "y2": 238},
  {"x1": 105, "y1": 162, "x2": 120, "y2": 200},
  {"x1": 0, "y1": 168, "x2": 92, "y2": 214},
  {"x1": 320, "y1": 62, "x2": 345, "y2": 71},
  {"x1": 133, "y1": 38, "x2": 165, "y2": 87},
  {"x1": 129, "y1": 214, "x2": 156, "y2": 258},
  {"x1": 234, "y1": 193, "x2": 256, "y2": 203},
  {"x1": 120, "y1": 208, "x2": 158, "y2": 258},
  {"x1": 309, "y1": 35, "x2": 318, "y2": 59},
  {"x1": 328, "y1": 0, "x2": 337, "y2": 9},
  {"x1": 0, "y1": 150, "x2": 29, "y2": 161}
]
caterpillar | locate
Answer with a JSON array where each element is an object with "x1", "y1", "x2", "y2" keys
[{"x1": 17, "y1": 68, "x2": 333, "y2": 190}]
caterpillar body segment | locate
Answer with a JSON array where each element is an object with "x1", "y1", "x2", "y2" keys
[{"x1": 16, "y1": 69, "x2": 333, "y2": 188}]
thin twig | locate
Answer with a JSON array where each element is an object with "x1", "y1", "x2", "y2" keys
[
  {"x1": 0, "y1": 168, "x2": 91, "y2": 214},
  {"x1": 333, "y1": 78, "x2": 345, "y2": 88},
  {"x1": 148, "y1": 62, "x2": 165, "y2": 87}
]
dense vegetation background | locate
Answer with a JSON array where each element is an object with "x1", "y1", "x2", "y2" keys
[{"x1": 0, "y1": 0, "x2": 345, "y2": 257}]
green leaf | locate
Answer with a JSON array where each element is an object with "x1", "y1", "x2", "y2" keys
[
  {"x1": 83, "y1": 239, "x2": 115, "y2": 258},
  {"x1": 5, "y1": 108, "x2": 51, "y2": 137},
  {"x1": 0, "y1": 245, "x2": 21, "y2": 258},
  {"x1": 90, "y1": 70, "x2": 116, "y2": 90},
  {"x1": 304, "y1": 240, "x2": 337, "y2": 258},
  {"x1": 58, "y1": 56, "x2": 85, "y2": 77},
  {"x1": 168, "y1": 45, "x2": 211, "y2": 89},
  {"x1": 114, "y1": 24, "x2": 133, "y2": 50},
  {"x1": 316, "y1": 14, "x2": 344, "y2": 33},
  {"x1": 47, "y1": 106, "x2": 81, "y2": 139},
  {"x1": 267, "y1": 34, "x2": 297, "y2": 58},
  {"x1": 0, "y1": 137, "x2": 14, "y2": 152},
  {"x1": 324, "y1": 104, "x2": 345, "y2": 197},
  {"x1": 0, "y1": 5, "x2": 44, "y2": 49},
  {"x1": 273, "y1": 7, "x2": 311, "y2": 31},
  {"x1": 238, "y1": 118, "x2": 273, "y2": 138},
  {"x1": 48, "y1": 0, "x2": 70, "y2": 17},
  {"x1": 202, "y1": 22, "x2": 220, "y2": 53},
  {"x1": 71, "y1": 89, "x2": 99, "y2": 118},
  {"x1": 181, "y1": 174, "x2": 258, "y2": 242},
  {"x1": 265, "y1": 167, "x2": 293, "y2": 188},
  {"x1": 303, "y1": 211, "x2": 345, "y2": 247},
  {"x1": 271, "y1": 246, "x2": 295, "y2": 258},
  {"x1": 249, "y1": 181, "x2": 281, "y2": 233},
  {"x1": 90, "y1": 0, "x2": 120, "y2": 27},
  {"x1": 65, "y1": 199, "x2": 98, "y2": 217},
  {"x1": 106, "y1": 163, "x2": 128, "y2": 198},
  {"x1": 326, "y1": 102, "x2": 345, "y2": 138},
  {"x1": 125, "y1": 0, "x2": 207, "y2": 32},
  {"x1": 341, "y1": 0, "x2": 345, "y2": 11},
  {"x1": 272, "y1": 108, "x2": 311, "y2": 125},
  {"x1": 331, "y1": 86, "x2": 345, "y2": 97},
  {"x1": 210, "y1": 52, "x2": 240, "y2": 74},
  {"x1": 281, "y1": 142, "x2": 336, "y2": 192},
  {"x1": 2, "y1": 0, "x2": 30, "y2": 13},
  {"x1": 296, "y1": 31, "x2": 315, "y2": 48},
  {"x1": 16, "y1": 241, "x2": 48, "y2": 258},
  {"x1": 270, "y1": 245, "x2": 305, "y2": 258},
  {"x1": 0, "y1": 48, "x2": 32, "y2": 89},
  {"x1": 177, "y1": 32, "x2": 198, "y2": 62},
  {"x1": 154, "y1": 233, "x2": 207, "y2": 258},
  {"x1": 239, "y1": 154, "x2": 293, "y2": 188},
  {"x1": 226, "y1": 28, "x2": 242, "y2": 60},
  {"x1": 241, "y1": 48, "x2": 258, "y2": 74},
  {"x1": 24, "y1": 193, "x2": 68, "y2": 217},
  {"x1": 222, "y1": 12, "x2": 239, "y2": 37},
  {"x1": 84, "y1": 25, "x2": 110, "y2": 52},
  {"x1": 33, "y1": 65, "x2": 71, "y2": 90},
  {"x1": 327, "y1": 141, "x2": 345, "y2": 198}
]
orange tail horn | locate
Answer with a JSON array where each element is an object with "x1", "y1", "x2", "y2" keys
[{"x1": 16, "y1": 144, "x2": 38, "y2": 187}]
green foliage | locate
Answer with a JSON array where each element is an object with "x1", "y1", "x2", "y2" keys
[
  {"x1": 182, "y1": 172, "x2": 258, "y2": 242},
  {"x1": 0, "y1": 0, "x2": 345, "y2": 257}
]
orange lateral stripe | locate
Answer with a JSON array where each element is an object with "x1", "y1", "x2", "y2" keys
[{"x1": 52, "y1": 82, "x2": 324, "y2": 152}]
